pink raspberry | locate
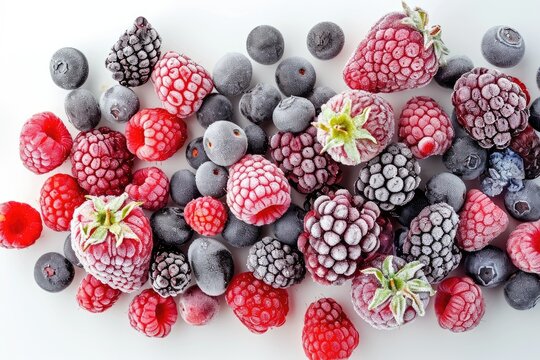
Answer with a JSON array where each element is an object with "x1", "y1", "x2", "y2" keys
[
  {"x1": 507, "y1": 220, "x2": 540, "y2": 274},
  {"x1": 126, "y1": 167, "x2": 169, "y2": 211},
  {"x1": 129, "y1": 289, "x2": 178, "y2": 338}
]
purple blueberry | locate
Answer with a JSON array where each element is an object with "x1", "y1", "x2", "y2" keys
[
  {"x1": 504, "y1": 271, "x2": 540, "y2": 310},
  {"x1": 213, "y1": 53, "x2": 253, "y2": 97},
  {"x1": 240, "y1": 83, "x2": 281, "y2": 125},
  {"x1": 481, "y1": 26, "x2": 525, "y2": 68},
  {"x1": 222, "y1": 211, "x2": 261, "y2": 248},
  {"x1": 150, "y1": 207, "x2": 193, "y2": 250},
  {"x1": 246, "y1": 25, "x2": 284, "y2": 65},
  {"x1": 465, "y1": 246, "x2": 516, "y2": 288},
  {"x1": 271, "y1": 204, "x2": 306, "y2": 246},
  {"x1": 273, "y1": 96, "x2": 315, "y2": 133},
  {"x1": 196, "y1": 93, "x2": 233, "y2": 128},
  {"x1": 186, "y1": 137, "x2": 210, "y2": 170},
  {"x1": 50, "y1": 47, "x2": 88, "y2": 90},
  {"x1": 434, "y1": 56, "x2": 474, "y2": 89},
  {"x1": 504, "y1": 180, "x2": 540, "y2": 221},
  {"x1": 65, "y1": 89, "x2": 101, "y2": 131},
  {"x1": 275, "y1": 57, "x2": 316, "y2": 97},
  {"x1": 100, "y1": 85, "x2": 140, "y2": 123},
  {"x1": 306, "y1": 22, "x2": 344, "y2": 60},
  {"x1": 306, "y1": 86, "x2": 336, "y2": 114},
  {"x1": 34, "y1": 252, "x2": 75, "y2": 292},
  {"x1": 170, "y1": 169, "x2": 200, "y2": 207},
  {"x1": 244, "y1": 124, "x2": 269, "y2": 155},
  {"x1": 195, "y1": 161, "x2": 228, "y2": 198}
]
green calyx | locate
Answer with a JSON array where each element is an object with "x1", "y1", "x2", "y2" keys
[
  {"x1": 80, "y1": 193, "x2": 142, "y2": 251},
  {"x1": 314, "y1": 98, "x2": 377, "y2": 164},
  {"x1": 361, "y1": 255, "x2": 435, "y2": 325},
  {"x1": 401, "y1": 1, "x2": 449, "y2": 65}
]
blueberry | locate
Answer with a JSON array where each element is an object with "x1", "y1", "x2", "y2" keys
[
  {"x1": 186, "y1": 137, "x2": 211, "y2": 169},
  {"x1": 64, "y1": 89, "x2": 101, "y2": 131},
  {"x1": 150, "y1": 207, "x2": 193, "y2": 250},
  {"x1": 63, "y1": 234, "x2": 82, "y2": 268},
  {"x1": 213, "y1": 53, "x2": 253, "y2": 97},
  {"x1": 393, "y1": 189, "x2": 429, "y2": 227},
  {"x1": 450, "y1": 110, "x2": 469, "y2": 138},
  {"x1": 481, "y1": 149, "x2": 525, "y2": 197},
  {"x1": 434, "y1": 56, "x2": 474, "y2": 89},
  {"x1": 275, "y1": 57, "x2": 316, "y2": 97},
  {"x1": 196, "y1": 93, "x2": 233, "y2": 128},
  {"x1": 465, "y1": 246, "x2": 516, "y2": 288},
  {"x1": 306, "y1": 86, "x2": 336, "y2": 114},
  {"x1": 244, "y1": 124, "x2": 269, "y2": 155},
  {"x1": 272, "y1": 204, "x2": 306, "y2": 246},
  {"x1": 170, "y1": 169, "x2": 200, "y2": 207},
  {"x1": 50, "y1": 47, "x2": 89, "y2": 90},
  {"x1": 203, "y1": 121, "x2": 248, "y2": 166},
  {"x1": 306, "y1": 22, "x2": 345, "y2": 60},
  {"x1": 222, "y1": 211, "x2": 261, "y2": 248},
  {"x1": 481, "y1": 25, "x2": 525, "y2": 68},
  {"x1": 443, "y1": 136, "x2": 488, "y2": 180},
  {"x1": 246, "y1": 25, "x2": 284, "y2": 65},
  {"x1": 99, "y1": 85, "x2": 140, "y2": 123},
  {"x1": 34, "y1": 252, "x2": 75, "y2": 292},
  {"x1": 504, "y1": 271, "x2": 540, "y2": 310},
  {"x1": 273, "y1": 96, "x2": 315, "y2": 133},
  {"x1": 195, "y1": 161, "x2": 228, "y2": 198},
  {"x1": 425, "y1": 172, "x2": 466, "y2": 212},
  {"x1": 528, "y1": 97, "x2": 540, "y2": 131},
  {"x1": 504, "y1": 180, "x2": 540, "y2": 221},
  {"x1": 188, "y1": 237, "x2": 234, "y2": 296},
  {"x1": 240, "y1": 83, "x2": 282, "y2": 125}
]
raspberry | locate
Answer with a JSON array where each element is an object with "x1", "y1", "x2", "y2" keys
[
  {"x1": 70, "y1": 127, "x2": 134, "y2": 196},
  {"x1": 126, "y1": 167, "x2": 169, "y2": 211},
  {"x1": 457, "y1": 189, "x2": 509, "y2": 251},
  {"x1": 128, "y1": 288, "x2": 178, "y2": 338},
  {"x1": 152, "y1": 51, "x2": 214, "y2": 118},
  {"x1": 76, "y1": 273, "x2": 122, "y2": 313},
  {"x1": 19, "y1": 112, "x2": 73, "y2": 174},
  {"x1": 509, "y1": 125, "x2": 540, "y2": 179},
  {"x1": 39, "y1": 174, "x2": 86, "y2": 231},
  {"x1": 507, "y1": 220, "x2": 540, "y2": 274},
  {"x1": 0, "y1": 202, "x2": 43, "y2": 249},
  {"x1": 302, "y1": 298, "x2": 359, "y2": 360},
  {"x1": 398, "y1": 96, "x2": 454, "y2": 158},
  {"x1": 435, "y1": 276, "x2": 485, "y2": 332},
  {"x1": 125, "y1": 108, "x2": 187, "y2": 161},
  {"x1": 226, "y1": 272, "x2": 289, "y2": 334},
  {"x1": 184, "y1": 197, "x2": 227, "y2": 236},
  {"x1": 226, "y1": 155, "x2": 291, "y2": 226}
]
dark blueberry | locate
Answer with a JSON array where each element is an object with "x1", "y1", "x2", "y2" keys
[
  {"x1": 481, "y1": 25, "x2": 525, "y2": 68},
  {"x1": 306, "y1": 86, "x2": 336, "y2": 114},
  {"x1": 64, "y1": 89, "x2": 101, "y2": 131},
  {"x1": 465, "y1": 246, "x2": 516, "y2": 288},
  {"x1": 246, "y1": 25, "x2": 284, "y2": 65},
  {"x1": 271, "y1": 204, "x2": 306, "y2": 246},
  {"x1": 244, "y1": 124, "x2": 269, "y2": 155},
  {"x1": 434, "y1": 56, "x2": 474, "y2": 89},
  {"x1": 425, "y1": 172, "x2": 466, "y2": 212},
  {"x1": 150, "y1": 207, "x2": 193, "y2": 250},
  {"x1": 443, "y1": 136, "x2": 488, "y2": 180},
  {"x1": 528, "y1": 97, "x2": 540, "y2": 131},
  {"x1": 213, "y1": 53, "x2": 253, "y2": 97},
  {"x1": 394, "y1": 228, "x2": 408, "y2": 257},
  {"x1": 170, "y1": 169, "x2": 200, "y2": 207},
  {"x1": 63, "y1": 234, "x2": 82, "y2": 268},
  {"x1": 99, "y1": 85, "x2": 140, "y2": 123},
  {"x1": 306, "y1": 21, "x2": 344, "y2": 60},
  {"x1": 504, "y1": 180, "x2": 540, "y2": 221},
  {"x1": 186, "y1": 137, "x2": 211, "y2": 169},
  {"x1": 34, "y1": 252, "x2": 75, "y2": 292},
  {"x1": 450, "y1": 110, "x2": 470, "y2": 138},
  {"x1": 273, "y1": 96, "x2": 315, "y2": 133},
  {"x1": 393, "y1": 189, "x2": 429, "y2": 227},
  {"x1": 222, "y1": 211, "x2": 260, "y2": 248},
  {"x1": 196, "y1": 93, "x2": 233, "y2": 128},
  {"x1": 203, "y1": 121, "x2": 248, "y2": 167},
  {"x1": 49, "y1": 47, "x2": 89, "y2": 90},
  {"x1": 240, "y1": 83, "x2": 281, "y2": 125},
  {"x1": 275, "y1": 57, "x2": 316, "y2": 97},
  {"x1": 504, "y1": 271, "x2": 540, "y2": 310},
  {"x1": 195, "y1": 161, "x2": 228, "y2": 198},
  {"x1": 481, "y1": 149, "x2": 525, "y2": 197}
]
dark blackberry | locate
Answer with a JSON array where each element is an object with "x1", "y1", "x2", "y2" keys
[
  {"x1": 150, "y1": 250, "x2": 191, "y2": 297},
  {"x1": 150, "y1": 207, "x2": 193, "y2": 250},
  {"x1": 509, "y1": 125, "x2": 540, "y2": 179},
  {"x1": 34, "y1": 252, "x2": 75, "y2": 292},
  {"x1": 244, "y1": 124, "x2": 269, "y2": 155}
]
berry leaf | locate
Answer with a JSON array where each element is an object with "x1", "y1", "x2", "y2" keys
[
  {"x1": 390, "y1": 294, "x2": 406, "y2": 325},
  {"x1": 368, "y1": 288, "x2": 393, "y2": 310},
  {"x1": 395, "y1": 261, "x2": 425, "y2": 281},
  {"x1": 382, "y1": 256, "x2": 395, "y2": 277},
  {"x1": 407, "y1": 278, "x2": 435, "y2": 295}
]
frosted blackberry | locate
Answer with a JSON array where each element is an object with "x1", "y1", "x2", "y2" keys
[
  {"x1": 186, "y1": 137, "x2": 210, "y2": 170},
  {"x1": 100, "y1": 85, "x2": 140, "y2": 123},
  {"x1": 434, "y1": 56, "x2": 474, "y2": 89},
  {"x1": 151, "y1": 207, "x2": 193, "y2": 250},
  {"x1": 203, "y1": 121, "x2": 248, "y2": 167},
  {"x1": 64, "y1": 89, "x2": 101, "y2": 131},
  {"x1": 247, "y1": 237, "x2": 305, "y2": 289},
  {"x1": 425, "y1": 172, "x2": 466, "y2": 212},
  {"x1": 481, "y1": 26, "x2": 525, "y2": 68},
  {"x1": 63, "y1": 234, "x2": 82, "y2": 268},
  {"x1": 275, "y1": 57, "x2": 316, "y2": 97},
  {"x1": 307, "y1": 22, "x2": 345, "y2": 60},
  {"x1": 222, "y1": 211, "x2": 261, "y2": 248},
  {"x1": 356, "y1": 143, "x2": 421, "y2": 211},
  {"x1": 170, "y1": 169, "x2": 200, "y2": 207},
  {"x1": 240, "y1": 83, "x2": 281, "y2": 125},
  {"x1": 306, "y1": 86, "x2": 336, "y2": 114},
  {"x1": 504, "y1": 181, "x2": 540, "y2": 221},
  {"x1": 271, "y1": 204, "x2": 306, "y2": 247},
  {"x1": 244, "y1": 124, "x2": 269, "y2": 155},
  {"x1": 196, "y1": 93, "x2": 233, "y2": 128},
  {"x1": 213, "y1": 53, "x2": 253, "y2": 97},
  {"x1": 150, "y1": 250, "x2": 191, "y2": 297},
  {"x1": 105, "y1": 16, "x2": 161, "y2": 87},
  {"x1": 443, "y1": 136, "x2": 488, "y2": 180},
  {"x1": 195, "y1": 161, "x2": 228, "y2": 198},
  {"x1": 246, "y1": 25, "x2": 284, "y2": 65},
  {"x1": 273, "y1": 96, "x2": 315, "y2": 133},
  {"x1": 50, "y1": 47, "x2": 88, "y2": 90}
]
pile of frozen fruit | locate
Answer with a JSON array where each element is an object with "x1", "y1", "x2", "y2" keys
[{"x1": 2, "y1": 2, "x2": 540, "y2": 359}]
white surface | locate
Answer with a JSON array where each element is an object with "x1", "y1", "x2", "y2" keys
[{"x1": 1, "y1": 0, "x2": 539, "y2": 359}]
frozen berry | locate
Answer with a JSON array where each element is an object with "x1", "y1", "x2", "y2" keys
[
  {"x1": 64, "y1": 89, "x2": 101, "y2": 131},
  {"x1": 126, "y1": 167, "x2": 169, "y2": 211},
  {"x1": 306, "y1": 86, "x2": 336, "y2": 114},
  {"x1": 529, "y1": 97, "x2": 540, "y2": 131},
  {"x1": 128, "y1": 288, "x2": 178, "y2": 338},
  {"x1": 0, "y1": 201, "x2": 42, "y2": 249},
  {"x1": 34, "y1": 252, "x2": 75, "y2": 292},
  {"x1": 465, "y1": 246, "x2": 515, "y2": 288},
  {"x1": 306, "y1": 21, "x2": 345, "y2": 60},
  {"x1": 443, "y1": 136, "x2": 488, "y2": 180},
  {"x1": 434, "y1": 55, "x2": 474, "y2": 89},
  {"x1": 77, "y1": 273, "x2": 122, "y2": 313},
  {"x1": 170, "y1": 169, "x2": 200, "y2": 207},
  {"x1": 481, "y1": 149, "x2": 525, "y2": 197},
  {"x1": 275, "y1": 57, "x2": 316, "y2": 97},
  {"x1": 507, "y1": 221, "x2": 540, "y2": 274},
  {"x1": 50, "y1": 47, "x2": 88, "y2": 90},
  {"x1": 184, "y1": 197, "x2": 227, "y2": 236},
  {"x1": 222, "y1": 211, "x2": 261, "y2": 248},
  {"x1": 196, "y1": 93, "x2": 233, "y2": 128},
  {"x1": 244, "y1": 124, "x2": 269, "y2": 155},
  {"x1": 100, "y1": 85, "x2": 140, "y2": 123},
  {"x1": 213, "y1": 52, "x2": 252, "y2": 97},
  {"x1": 195, "y1": 161, "x2": 228, "y2": 198},
  {"x1": 481, "y1": 25, "x2": 525, "y2": 68},
  {"x1": 186, "y1": 137, "x2": 210, "y2": 170},
  {"x1": 271, "y1": 204, "x2": 305, "y2": 247},
  {"x1": 203, "y1": 121, "x2": 248, "y2": 166},
  {"x1": 150, "y1": 249, "x2": 191, "y2": 297},
  {"x1": 273, "y1": 96, "x2": 315, "y2": 133},
  {"x1": 63, "y1": 234, "x2": 82, "y2": 268},
  {"x1": 178, "y1": 285, "x2": 220, "y2": 326},
  {"x1": 151, "y1": 207, "x2": 193, "y2": 250},
  {"x1": 504, "y1": 180, "x2": 540, "y2": 221},
  {"x1": 246, "y1": 25, "x2": 284, "y2": 65},
  {"x1": 450, "y1": 110, "x2": 469, "y2": 138},
  {"x1": 504, "y1": 271, "x2": 540, "y2": 310},
  {"x1": 240, "y1": 83, "x2": 282, "y2": 125},
  {"x1": 425, "y1": 172, "x2": 466, "y2": 212},
  {"x1": 393, "y1": 189, "x2": 429, "y2": 227}
]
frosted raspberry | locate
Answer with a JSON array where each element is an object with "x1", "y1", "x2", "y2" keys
[
  {"x1": 184, "y1": 197, "x2": 227, "y2": 236},
  {"x1": 129, "y1": 289, "x2": 178, "y2": 338},
  {"x1": 76, "y1": 273, "x2": 122, "y2": 313},
  {"x1": 40, "y1": 173, "x2": 86, "y2": 231},
  {"x1": 0, "y1": 202, "x2": 43, "y2": 249},
  {"x1": 507, "y1": 220, "x2": 540, "y2": 274},
  {"x1": 126, "y1": 167, "x2": 169, "y2": 211}
]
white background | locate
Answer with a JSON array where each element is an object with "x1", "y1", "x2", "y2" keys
[{"x1": 1, "y1": 0, "x2": 539, "y2": 359}]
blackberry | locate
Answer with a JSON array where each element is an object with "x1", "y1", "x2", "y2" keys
[
  {"x1": 150, "y1": 207, "x2": 193, "y2": 250},
  {"x1": 196, "y1": 93, "x2": 233, "y2": 128},
  {"x1": 356, "y1": 143, "x2": 421, "y2": 212},
  {"x1": 244, "y1": 124, "x2": 269, "y2": 155},
  {"x1": 105, "y1": 16, "x2": 162, "y2": 87},
  {"x1": 247, "y1": 237, "x2": 305, "y2": 289},
  {"x1": 509, "y1": 125, "x2": 540, "y2": 179},
  {"x1": 443, "y1": 136, "x2": 488, "y2": 180},
  {"x1": 150, "y1": 250, "x2": 191, "y2": 297}
]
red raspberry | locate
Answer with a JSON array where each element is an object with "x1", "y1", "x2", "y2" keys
[
  {"x1": 152, "y1": 51, "x2": 214, "y2": 118},
  {"x1": 126, "y1": 167, "x2": 169, "y2": 211},
  {"x1": 76, "y1": 273, "x2": 122, "y2": 313},
  {"x1": 70, "y1": 127, "x2": 134, "y2": 196},
  {"x1": 457, "y1": 189, "x2": 509, "y2": 251},
  {"x1": 0, "y1": 202, "x2": 43, "y2": 249},
  {"x1": 125, "y1": 108, "x2": 188, "y2": 161},
  {"x1": 507, "y1": 220, "x2": 540, "y2": 274},
  {"x1": 302, "y1": 298, "x2": 359, "y2": 360},
  {"x1": 184, "y1": 197, "x2": 227, "y2": 236},
  {"x1": 225, "y1": 272, "x2": 289, "y2": 334},
  {"x1": 227, "y1": 154, "x2": 291, "y2": 226},
  {"x1": 398, "y1": 96, "x2": 454, "y2": 159},
  {"x1": 39, "y1": 174, "x2": 86, "y2": 231},
  {"x1": 19, "y1": 112, "x2": 73, "y2": 174},
  {"x1": 435, "y1": 276, "x2": 485, "y2": 332},
  {"x1": 128, "y1": 288, "x2": 178, "y2": 338}
]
